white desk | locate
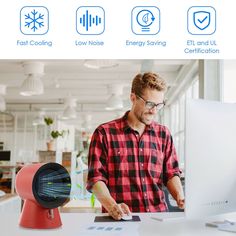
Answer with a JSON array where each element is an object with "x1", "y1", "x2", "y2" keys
[{"x1": 1, "y1": 212, "x2": 236, "y2": 236}]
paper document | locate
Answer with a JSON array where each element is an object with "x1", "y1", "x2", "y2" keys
[
  {"x1": 218, "y1": 222, "x2": 236, "y2": 233},
  {"x1": 77, "y1": 222, "x2": 140, "y2": 236}
]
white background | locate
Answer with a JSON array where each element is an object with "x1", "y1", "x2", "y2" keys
[{"x1": 0, "y1": 0, "x2": 235, "y2": 59}]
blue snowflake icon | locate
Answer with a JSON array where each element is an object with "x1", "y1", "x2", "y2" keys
[
  {"x1": 25, "y1": 9, "x2": 44, "y2": 32},
  {"x1": 20, "y1": 6, "x2": 49, "y2": 35}
]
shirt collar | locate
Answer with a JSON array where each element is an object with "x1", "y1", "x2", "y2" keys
[{"x1": 121, "y1": 111, "x2": 155, "y2": 133}]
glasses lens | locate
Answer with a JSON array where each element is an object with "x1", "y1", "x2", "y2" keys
[
  {"x1": 156, "y1": 103, "x2": 164, "y2": 110},
  {"x1": 145, "y1": 101, "x2": 156, "y2": 110}
]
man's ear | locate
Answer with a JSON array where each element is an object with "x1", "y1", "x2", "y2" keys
[{"x1": 130, "y1": 93, "x2": 136, "y2": 104}]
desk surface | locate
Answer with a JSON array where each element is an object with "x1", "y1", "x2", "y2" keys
[{"x1": 1, "y1": 212, "x2": 236, "y2": 236}]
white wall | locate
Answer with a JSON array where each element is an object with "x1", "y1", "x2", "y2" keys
[{"x1": 223, "y1": 60, "x2": 236, "y2": 103}]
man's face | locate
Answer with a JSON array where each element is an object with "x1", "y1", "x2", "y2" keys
[{"x1": 132, "y1": 89, "x2": 165, "y2": 125}]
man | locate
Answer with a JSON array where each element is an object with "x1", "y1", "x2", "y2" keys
[{"x1": 87, "y1": 72, "x2": 184, "y2": 220}]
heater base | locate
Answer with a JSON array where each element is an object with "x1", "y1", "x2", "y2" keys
[{"x1": 19, "y1": 200, "x2": 62, "y2": 229}]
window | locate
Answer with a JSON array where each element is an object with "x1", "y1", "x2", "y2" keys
[
  {"x1": 168, "y1": 78, "x2": 199, "y2": 168},
  {"x1": 223, "y1": 60, "x2": 236, "y2": 103}
]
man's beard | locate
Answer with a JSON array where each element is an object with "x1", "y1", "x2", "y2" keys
[{"x1": 135, "y1": 110, "x2": 154, "y2": 125}]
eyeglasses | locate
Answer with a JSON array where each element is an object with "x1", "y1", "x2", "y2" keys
[{"x1": 136, "y1": 94, "x2": 165, "y2": 110}]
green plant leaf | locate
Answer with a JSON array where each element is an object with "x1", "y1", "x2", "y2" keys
[
  {"x1": 90, "y1": 193, "x2": 96, "y2": 208},
  {"x1": 76, "y1": 184, "x2": 82, "y2": 189},
  {"x1": 50, "y1": 130, "x2": 65, "y2": 139},
  {"x1": 44, "y1": 117, "x2": 53, "y2": 126}
]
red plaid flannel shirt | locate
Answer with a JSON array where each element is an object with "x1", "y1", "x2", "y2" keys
[{"x1": 87, "y1": 111, "x2": 181, "y2": 212}]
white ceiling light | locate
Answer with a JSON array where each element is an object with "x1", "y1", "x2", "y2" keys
[
  {"x1": 20, "y1": 62, "x2": 44, "y2": 96},
  {"x1": 105, "y1": 84, "x2": 124, "y2": 111},
  {"x1": 32, "y1": 111, "x2": 45, "y2": 126},
  {"x1": 106, "y1": 95, "x2": 123, "y2": 111},
  {"x1": 62, "y1": 106, "x2": 77, "y2": 119},
  {"x1": 83, "y1": 60, "x2": 118, "y2": 69},
  {"x1": 61, "y1": 97, "x2": 77, "y2": 120},
  {"x1": 20, "y1": 74, "x2": 44, "y2": 96},
  {"x1": 0, "y1": 85, "x2": 6, "y2": 112},
  {"x1": 82, "y1": 114, "x2": 92, "y2": 130}
]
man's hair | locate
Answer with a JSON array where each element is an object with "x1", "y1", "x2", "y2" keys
[{"x1": 131, "y1": 72, "x2": 167, "y2": 96}]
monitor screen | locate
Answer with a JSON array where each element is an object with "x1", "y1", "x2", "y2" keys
[
  {"x1": 0, "y1": 151, "x2": 11, "y2": 161},
  {"x1": 185, "y1": 99, "x2": 236, "y2": 219}
]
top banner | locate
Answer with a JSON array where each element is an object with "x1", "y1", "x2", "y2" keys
[{"x1": 0, "y1": 0, "x2": 234, "y2": 59}]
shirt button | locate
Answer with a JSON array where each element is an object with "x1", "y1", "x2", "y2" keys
[
  {"x1": 147, "y1": 209, "x2": 150, "y2": 212},
  {"x1": 142, "y1": 178, "x2": 145, "y2": 182},
  {"x1": 141, "y1": 163, "x2": 144, "y2": 167},
  {"x1": 140, "y1": 149, "x2": 143, "y2": 152}
]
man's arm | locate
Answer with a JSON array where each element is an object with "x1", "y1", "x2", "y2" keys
[
  {"x1": 92, "y1": 181, "x2": 131, "y2": 220},
  {"x1": 166, "y1": 176, "x2": 185, "y2": 209}
]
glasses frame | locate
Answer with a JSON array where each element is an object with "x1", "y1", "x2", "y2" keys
[{"x1": 136, "y1": 94, "x2": 165, "y2": 110}]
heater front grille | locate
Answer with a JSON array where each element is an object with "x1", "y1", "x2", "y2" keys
[{"x1": 33, "y1": 163, "x2": 71, "y2": 208}]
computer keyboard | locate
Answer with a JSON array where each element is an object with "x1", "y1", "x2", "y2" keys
[{"x1": 150, "y1": 212, "x2": 185, "y2": 222}]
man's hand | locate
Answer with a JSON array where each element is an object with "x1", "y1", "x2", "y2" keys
[
  {"x1": 108, "y1": 203, "x2": 131, "y2": 220},
  {"x1": 167, "y1": 176, "x2": 185, "y2": 209},
  {"x1": 176, "y1": 194, "x2": 185, "y2": 209},
  {"x1": 91, "y1": 182, "x2": 131, "y2": 220}
]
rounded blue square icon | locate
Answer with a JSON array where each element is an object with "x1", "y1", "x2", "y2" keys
[
  {"x1": 187, "y1": 6, "x2": 216, "y2": 35},
  {"x1": 131, "y1": 6, "x2": 160, "y2": 35},
  {"x1": 20, "y1": 6, "x2": 49, "y2": 35},
  {"x1": 76, "y1": 6, "x2": 105, "y2": 35}
]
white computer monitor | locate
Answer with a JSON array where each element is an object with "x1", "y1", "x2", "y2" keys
[{"x1": 185, "y1": 99, "x2": 236, "y2": 219}]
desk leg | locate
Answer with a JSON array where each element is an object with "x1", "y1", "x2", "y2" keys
[{"x1": 11, "y1": 167, "x2": 16, "y2": 194}]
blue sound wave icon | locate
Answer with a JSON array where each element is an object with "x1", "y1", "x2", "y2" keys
[
  {"x1": 76, "y1": 6, "x2": 105, "y2": 35},
  {"x1": 79, "y1": 10, "x2": 102, "y2": 31}
]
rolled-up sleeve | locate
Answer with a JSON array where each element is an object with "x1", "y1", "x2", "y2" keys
[
  {"x1": 86, "y1": 127, "x2": 108, "y2": 192},
  {"x1": 162, "y1": 128, "x2": 181, "y2": 185}
]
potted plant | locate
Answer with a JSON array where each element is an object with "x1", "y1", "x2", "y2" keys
[
  {"x1": 50, "y1": 130, "x2": 66, "y2": 139},
  {"x1": 44, "y1": 117, "x2": 66, "y2": 151}
]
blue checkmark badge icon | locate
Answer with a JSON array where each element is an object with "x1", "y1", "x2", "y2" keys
[
  {"x1": 193, "y1": 11, "x2": 210, "y2": 30},
  {"x1": 187, "y1": 6, "x2": 216, "y2": 35}
]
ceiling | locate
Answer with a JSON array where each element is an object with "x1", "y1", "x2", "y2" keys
[{"x1": 0, "y1": 59, "x2": 192, "y2": 130}]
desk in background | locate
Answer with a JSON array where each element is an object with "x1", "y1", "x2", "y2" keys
[
  {"x1": 60, "y1": 198, "x2": 101, "y2": 213},
  {"x1": 0, "y1": 165, "x2": 18, "y2": 194}
]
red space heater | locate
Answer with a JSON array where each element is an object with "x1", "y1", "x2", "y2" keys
[{"x1": 15, "y1": 162, "x2": 71, "y2": 229}]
